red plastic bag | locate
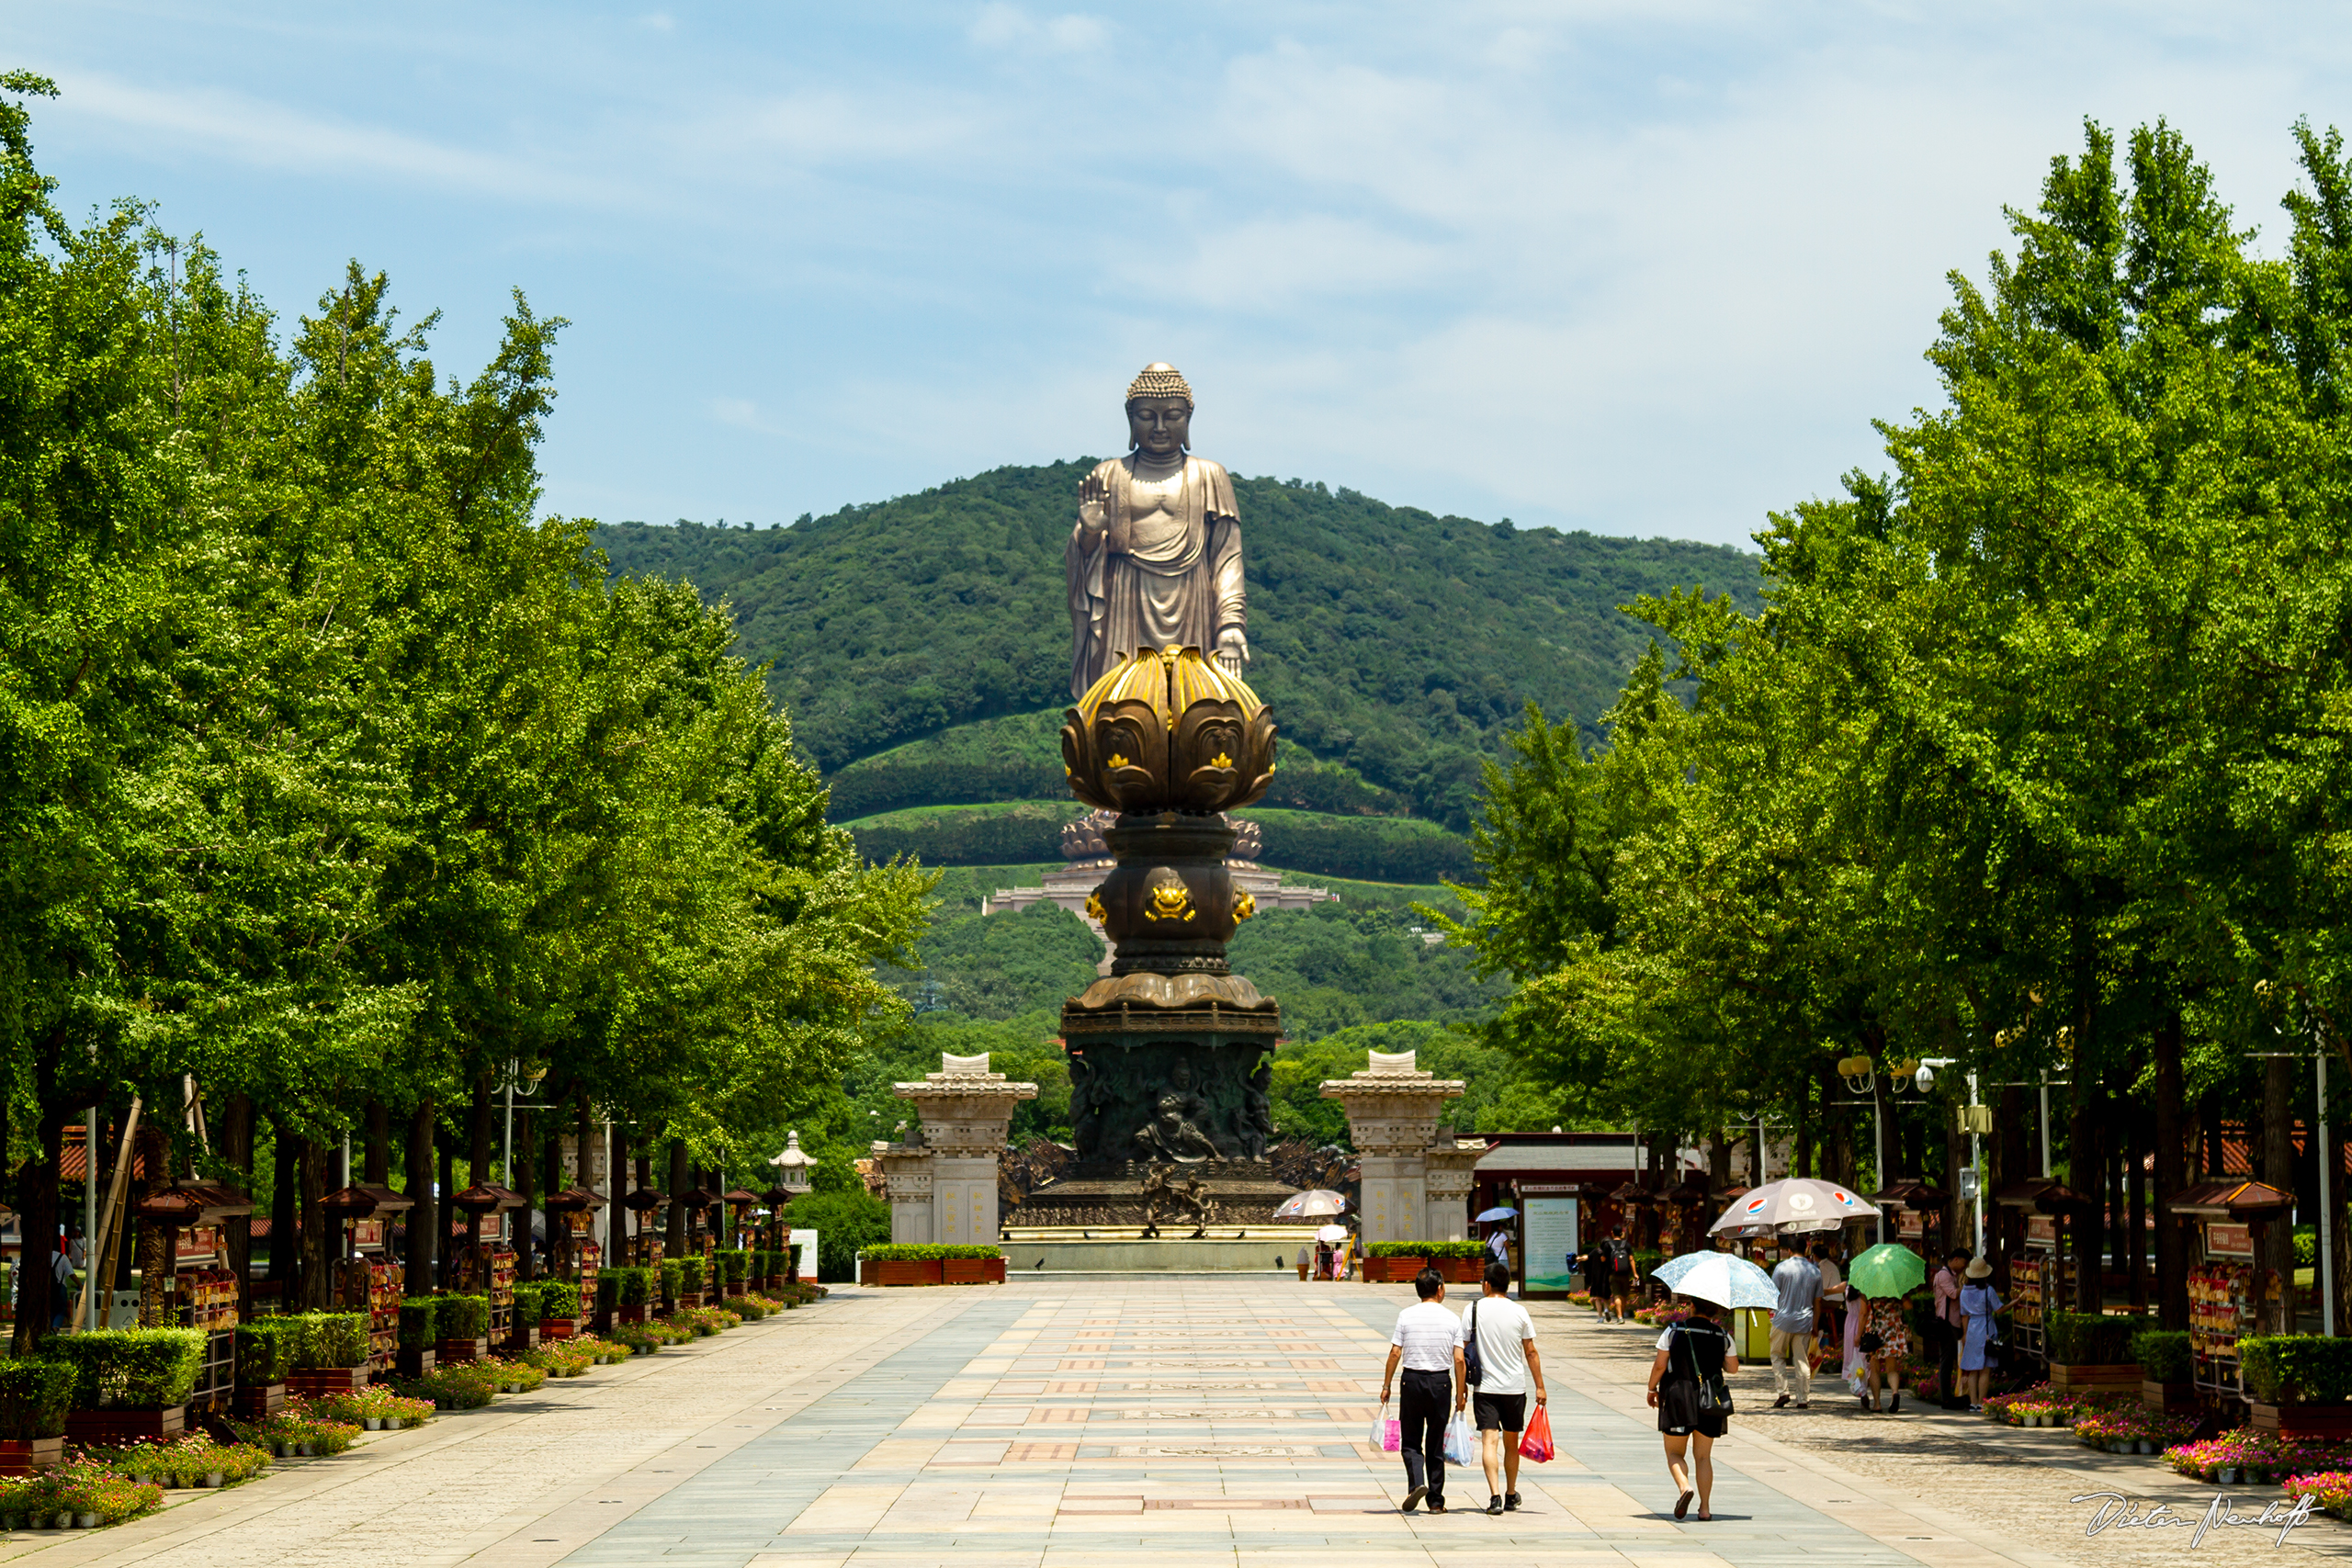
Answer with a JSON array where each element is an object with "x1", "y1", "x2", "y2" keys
[{"x1": 1518, "y1": 1404, "x2": 1555, "y2": 1463}]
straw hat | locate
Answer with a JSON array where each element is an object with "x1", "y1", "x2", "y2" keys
[{"x1": 1965, "y1": 1258, "x2": 1993, "y2": 1279}]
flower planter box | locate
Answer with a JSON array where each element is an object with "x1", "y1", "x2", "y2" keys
[
  {"x1": 1440, "y1": 1258, "x2": 1485, "y2": 1284},
  {"x1": 942, "y1": 1258, "x2": 1003, "y2": 1285},
  {"x1": 2250, "y1": 1401, "x2": 2352, "y2": 1437},
  {"x1": 64, "y1": 1405, "x2": 186, "y2": 1445},
  {"x1": 725, "y1": 1281, "x2": 747, "y2": 1298},
  {"x1": 506, "y1": 1325, "x2": 539, "y2": 1354},
  {"x1": 1362, "y1": 1258, "x2": 1428, "y2": 1283},
  {"x1": 2050, "y1": 1362, "x2": 2139, "y2": 1393},
  {"x1": 616, "y1": 1305, "x2": 650, "y2": 1325},
  {"x1": 435, "y1": 1337, "x2": 489, "y2": 1365},
  {"x1": 234, "y1": 1382, "x2": 287, "y2": 1419},
  {"x1": 865, "y1": 1259, "x2": 943, "y2": 1287},
  {"x1": 2143, "y1": 1379, "x2": 2198, "y2": 1414},
  {"x1": 287, "y1": 1368, "x2": 370, "y2": 1399},
  {"x1": 0, "y1": 1438, "x2": 62, "y2": 1476},
  {"x1": 541, "y1": 1318, "x2": 577, "y2": 1341},
  {"x1": 395, "y1": 1347, "x2": 436, "y2": 1379},
  {"x1": 674, "y1": 1292, "x2": 704, "y2": 1312}
]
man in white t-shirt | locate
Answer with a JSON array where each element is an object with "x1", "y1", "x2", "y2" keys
[
  {"x1": 1380, "y1": 1268, "x2": 1465, "y2": 1515},
  {"x1": 1458, "y1": 1258, "x2": 1547, "y2": 1515}
]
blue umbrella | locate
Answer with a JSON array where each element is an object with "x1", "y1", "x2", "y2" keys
[
  {"x1": 1650, "y1": 1249, "x2": 1780, "y2": 1310},
  {"x1": 1476, "y1": 1206, "x2": 1518, "y2": 1222}
]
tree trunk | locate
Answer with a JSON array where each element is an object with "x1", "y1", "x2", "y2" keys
[
  {"x1": 606, "y1": 1119, "x2": 624, "y2": 1267},
  {"x1": 2266, "y1": 1053, "x2": 2297, "y2": 1333},
  {"x1": 2125, "y1": 1109, "x2": 2147, "y2": 1314},
  {"x1": 299, "y1": 1137, "x2": 329, "y2": 1310},
  {"x1": 469, "y1": 1072, "x2": 492, "y2": 1192},
  {"x1": 268, "y1": 1117, "x2": 297, "y2": 1285},
  {"x1": 2068, "y1": 1021, "x2": 2104, "y2": 1313},
  {"x1": 364, "y1": 1100, "x2": 390, "y2": 1186},
  {"x1": 2154, "y1": 1011, "x2": 2189, "y2": 1330},
  {"x1": 407, "y1": 1098, "x2": 437, "y2": 1297},
  {"x1": 437, "y1": 1135, "x2": 456, "y2": 1289},
  {"x1": 221, "y1": 1093, "x2": 255, "y2": 1324},
  {"x1": 516, "y1": 1106, "x2": 537, "y2": 1281},
  {"x1": 12, "y1": 1106, "x2": 64, "y2": 1355},
  {"x1": 667, "y1": 1140, "x2": 689, "y2": 1255}
]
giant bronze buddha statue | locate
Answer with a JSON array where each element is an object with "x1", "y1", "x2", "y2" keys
[{"x1": 1066, "y1": 364, "x2": 1249, "y2": 695}]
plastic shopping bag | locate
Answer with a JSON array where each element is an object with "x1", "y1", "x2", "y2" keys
[
  {"x1": 1374, "y1": 1411, "x2": 1400, "y2": 1451},
  {"x1": 1517, "y1": 1404, "x2": 1555, "y2": 1464},
  {"x1": 1442, "y1": 1410, "x2": 1476, "y2": 1466}
]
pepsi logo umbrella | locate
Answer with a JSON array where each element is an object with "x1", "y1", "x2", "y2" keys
[
  {"x1": 1275, "y1": 1190, "x2": 1348, "y2": 1218},
  {"x1": 1707, "y1": 1178, "x2": 1878, "y2": 1235}
]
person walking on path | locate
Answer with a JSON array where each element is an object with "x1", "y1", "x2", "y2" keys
[
  {"x1": 1931, "y1": 1249, "x2": 1970, "y2": 1408},
  {"x1": 1957, "y1": 1258, "x2": 2002, "y2": 1411},
  {"x1": 1647, "y1": 1297, "x2": 1738, "y2": 1521},
  {"x1": 1583, "y1": 1240, "x2": 1614, "y2": 1316},
  {"x1": 1604, "y1": 1226, "x2": 1634, "y2": 1323},
  {"x1": 1769, "y1": 1245, "x2": 1821, "y2": 1409},
  {"x1": 1812, "y1": 1242, "x2": 1845, "y2": 1369},
  {"x1": 1379, "y1": 1268, "x2": 1464, "y2": 1515},
  {"x1": 1458, "y1": 1258, "x2": 1547, "y2": 1516},
  {"x1": 1859, "y1": 1288, "x2": 1911, "y2": 1412}
]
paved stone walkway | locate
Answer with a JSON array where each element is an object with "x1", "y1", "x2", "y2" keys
[{"x1": 13, "y1": 1280, "x2": 2352, "y2": 1566}]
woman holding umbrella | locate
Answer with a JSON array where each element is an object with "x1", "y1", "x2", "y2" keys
[
  {"x1": 1645, "y1": 1251, "x2": 1768, "y2": 1522},
  {"x1": 1847, "y1": 1243, "x2": 1927, "y2": 1413}
]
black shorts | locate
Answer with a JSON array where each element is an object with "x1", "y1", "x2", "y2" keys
[
  {"x1": 1657, "y1": 1380, "x2": 1728, "y2": 1439},
  {"x1": 1472, "y1": 1392, "x2": 1526, "y2": 1432}
]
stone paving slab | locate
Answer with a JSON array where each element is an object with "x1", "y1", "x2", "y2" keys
[{"x1": 19, "y1": 1277, "x2": 2352, "y2": 1565}]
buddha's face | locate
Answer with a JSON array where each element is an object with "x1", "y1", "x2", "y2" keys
[{"x1": 1128, "y1": 396, "x2": 1191, "y2": 457}]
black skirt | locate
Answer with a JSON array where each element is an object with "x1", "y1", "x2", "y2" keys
[{"x1": 1657, "y1": 1378, "x2": 1727, "y2": 1438}]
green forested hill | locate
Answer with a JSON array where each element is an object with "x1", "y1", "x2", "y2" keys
[{"x1": 594, "y1": 462, "x2": 1757, "y2": 833}]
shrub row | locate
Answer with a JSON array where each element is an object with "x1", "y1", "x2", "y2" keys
[
  {"x1": 237, "y1": 1314, "x2": 368, "y2": 1381},
  {"x1": 2242, "y1": 1336, "x2": 2352, "y2": 1404},
  {"x1": 2046, "y1": 1311, "x2": 2150, "y2": 1366},
  {"x1": 859, "y1": 1245, "x2": 1002, "y2": 1261},
  {"x1": 1363, "y1": 1241, "x2": 1490, "y2": 1259},
  {"x1": 2134, "y1": 1329, "x2": 2194, "y2": 1383}
]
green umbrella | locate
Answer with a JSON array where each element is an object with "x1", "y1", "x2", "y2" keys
[{"x1": 1847, "y1": 1242, "x2": 1928, "y2": 1299}]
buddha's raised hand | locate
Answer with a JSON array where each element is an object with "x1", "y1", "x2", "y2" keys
[{"x1": 1077, "y1": 471, "x2": 1110, "y2": 532}]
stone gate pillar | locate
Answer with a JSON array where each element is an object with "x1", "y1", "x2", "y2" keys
[
  {"x1": 1321, "y1": 1050, "x2": 1465, "y2": 1245},
  {"x1": 891, "y1": 1054, "x2": 1038, "y2": 1244},
  {"x1": 876, "y1": 1139, "x2": 935, "y2": 1245},
  {"x1": 1424, "y1": 1131, "x2": 1487, "y2": 1244}
]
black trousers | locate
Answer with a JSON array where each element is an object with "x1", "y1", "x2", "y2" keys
[{"x1": 1398, "y1": 1367, "x2": 1452, "y2": 1503}]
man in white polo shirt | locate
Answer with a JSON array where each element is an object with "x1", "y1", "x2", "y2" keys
[{"x1": 1379, "y1": 1267, "x2": 1465, "y2": 1515}]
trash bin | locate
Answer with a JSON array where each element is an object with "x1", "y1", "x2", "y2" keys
[{"x1": 1735, "y1": 1306, "x2": 1772, "y2": 1361}]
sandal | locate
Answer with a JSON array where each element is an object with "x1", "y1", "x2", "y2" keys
[{"x1": 1674, "y1": 1490, "x2": 1693, "y2": 1519}]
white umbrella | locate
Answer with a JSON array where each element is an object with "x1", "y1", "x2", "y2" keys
[
  {"x1": 1316, "y1": 1224, "x2": 1349, "y2": 1243},
  {"x1": 1650, "y1": 1250, "x2": 1780, "y2": 1310},
  {"x1": 1275, "y1": 1190, "x2": 1349, "y2": 1218},
  {"x1": 1708, "y1": 1178, "x2": 1878, "y2": 1235}
]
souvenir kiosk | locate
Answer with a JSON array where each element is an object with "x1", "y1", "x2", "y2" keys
[
  {"x1": 1991, "y1": 1179, "x2": 2094, "y2": 1364},
  {"x1": 320, "y1": 1182, "x2": 415, "y2": 1371},
  {"x1": 543, "y1": 1185, "x2": 605, "y2": 1334},
  {"x1": 1868, "y1": 1179, "x2": 1952, "y2": 1256},
  {"x1": 447, "y1": 1183, "x2": 524, "y2": 1350},
  {"x1": 132, "y1": 1181, "x2": 253, "y2": 1414},
  {"x1": 2168, "y1": 1179, "x2": 2296, "y2": 1409}
]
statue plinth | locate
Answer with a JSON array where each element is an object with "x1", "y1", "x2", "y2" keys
[{"x1": 1320, "y1": 1050, "x2": 1467, "y2": 1245}]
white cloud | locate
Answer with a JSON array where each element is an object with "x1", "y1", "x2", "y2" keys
[
  {"x1": 640, "y1": 11, "x2": 676, "y2": 31},
  {"x1": 968, "y1": 4, "x2": 1108, "y2": 55}
]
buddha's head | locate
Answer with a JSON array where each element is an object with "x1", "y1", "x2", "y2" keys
[{"x1": 1125, "y1": 362, "x2": 1193, "y2": 457}]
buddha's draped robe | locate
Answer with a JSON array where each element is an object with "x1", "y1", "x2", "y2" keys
[{"x1": 1066, "y1": 454, "x2": 1246, "y2": 698}]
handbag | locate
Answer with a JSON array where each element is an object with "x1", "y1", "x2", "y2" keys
[
  {"x1": 1464, "y1": 1300, "x2": 1484, "y2": 1387},
  {"x1": 1675, "y1": 1324, "x2": 1734, "y2": 1416},
  {"x1": 1858, "y1": 1331, "x2": 1884, "y2": 1354}
]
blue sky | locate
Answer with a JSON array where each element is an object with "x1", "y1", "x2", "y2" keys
[{"x1": 6, "y1": 3, "x2": 2347, "y2": 546}]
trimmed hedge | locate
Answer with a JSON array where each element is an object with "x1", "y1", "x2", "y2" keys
[
  {"x1": 42, "y1": 1328, "x2": 206, "y2": 1408},
  {"x1": 399, "y1": 1298, "x2": 440, "y2": 1349},
  {"x1": 0, "y1": 1359, "x2": 74, "y2": 1438},
  {"x1": 679, "y1": 1257, "x2": 707, "y2": 1293},
  {"x1": 2242, "y1": 1335, "x2": 2352, "y2": 1404},
  {"x1": 537, "y1": 1280, "x2": 582, "y2": 1318},
  {"x1": 510, "y1": 1283, "x2": 544, "y2": 1330},
  {"x1": 860, "y1": 1245, "x2": 1003, "y2": 1261},
  {"x1": 236, "y1": 1319, "x2": 301, "y2": 1384},
  {"x1": 2046, "y1": 1311, "x2": 2148, "y2": 1366},
  {"x1": 298, "y1": 1313, "x2": 370, "y2": 1370},
  {"x1": 719, "y1": 1249, "x2": 749, "y2": 1284},
  {"x1": 438, "y1": 1295, "x2": 490, "y2": 1341},
  {"x1": 659, "y1": 1259, "x2": 683, "y2": 1302},
  {"x1": 2133, "y1": 1329, "x2": 2193, "y2": 1383},
  {"x1": 1364, "y1": 1241, "x2": 1488, "y2": 1259}
]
